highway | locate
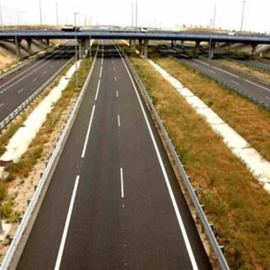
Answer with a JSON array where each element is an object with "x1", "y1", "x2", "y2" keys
[
  {"x1": 0, "y1": 42, "x2": 74, "y2": 123},
  {"x1": 178, "y1": 57, "x2": 270, "y2": 106},
  {"x1": 16, "y1": 40, "x2": 211, "y2": 269}
]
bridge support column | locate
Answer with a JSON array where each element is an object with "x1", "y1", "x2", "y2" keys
[
  {"x1": 171, "y1": 40, "x2": 176, "y2": 48},
  {"x1": 129, "y1": 39, "x2": 136, "y2": 49},
  {"x1": 144, "y1": 39, "x2": 149, "y2": 58},
  {"x1": 208, "y1": 40, "x2": 215, "y2": 59},
  {"x1": 39, "y1": 39, "x2": 44, "y2": 48},
  {"x1": 78, "y1": 39, "x2": 86, "y2": 59},
  {"x1": 251, "y1": 43, "x2": 258, "y2": 56},
  {"x1": 45, "y1": 39, "x2": 50, "y2": 46},
  {"x1": 181, "y1": 40, "x2": 185, "y2": 50},
  {"x1": 26, "y1": 38, "x2": 32, "y2": 54},
  {"x1": 195, "y1": 41, "x2": 201, "y2": 55},
  {"x1": 139, "y1": 39, "x2": 143, "y2": 54},
  {"x1": 228, "y1": 42, "x2": 232, "y2": 51},
  {"x1": 15, "y1": 37, "x2": 22, "y2": 58}
]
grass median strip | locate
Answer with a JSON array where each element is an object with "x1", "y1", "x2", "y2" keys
[
  {"x1": 153, "y1": 56, "x2": 270, "y2": 162},
  {"x1": 131, "y1": 55, "x2": 270, "y2": 269}
]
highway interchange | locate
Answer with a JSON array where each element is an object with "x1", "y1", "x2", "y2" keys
[{"x1": 1, "y1": 38, "x2": 270, "y2": 269}]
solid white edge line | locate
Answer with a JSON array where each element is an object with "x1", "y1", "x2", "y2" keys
[
  {"x1": 95, "y1": 80, "x2": 101, "y2": 101},
  {"x1": 120, "y1": 168, "x2": 124, "y2": 198},
  {"x1": 54, "y1": 176, "x2": 80, "y2": 270},
  {"x1": 81, "y1": 105, "x2": 96, "y2": 158},
  {"x1": 116, "y1": 46, "x2": 198, "y2": 270},
  {"x1": 245, "y1": 79, "x2": 270, "y2": 92},
  {"x1": 118, "y1": 114, "x2": 121, "y2": 127},
  {"x1": 194, "y1": 59, "x2": 209, "y2": 66}
]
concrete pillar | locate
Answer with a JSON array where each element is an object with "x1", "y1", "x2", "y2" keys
[
  {"x1": 251, "y1": 43, "x2": 258, "y2": 56},
  {"x1": 228, "y1": 42, "x2": 232, "y2": 51},
  {"x1": 26, "y1": 39, "x2": 32, "y2": 54},
  {"x1": 39, "y1": 39, "x2": 43, "y2": 48},
  {"x1": 45, "y1": 39, "x2": 50, "y2": 46},
  {"x1": 144, "y1": 39, "x2": 149, "y2": 58},
  {"x1": 208, "y1": 40, "x2": 215, "y2": 59},
  {"x1": 171, "y1": 40, "x2": 176, "y2": 48},
  {"x1": 129, "y1": 39, "x2": 132, "y2": 48},
  {"x1": 139, "y1": 39, "x2": 143, "y2": 54},
  {"x1": 15, "y1": 37, "x2": 22, "y2": 58},
  {"x1": 78, "y1": 39, "x2": 87, "y2": 59},
  {"x1": 195, "y1": 41, "x2": 201, "y2": 55},
  {"x1": 181, "y1": 40, "x2": 185, "y2": 50}
]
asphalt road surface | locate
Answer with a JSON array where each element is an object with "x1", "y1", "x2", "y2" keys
[
  {"x1": 179, "y1": 57, "x2": 270, "y2": 106},
  {"x1": 0, "y1": 42, "x2": 75, "y2": 123},
  {"x1": 17, "y1": 40, "x2": 212, "y2": 270}
]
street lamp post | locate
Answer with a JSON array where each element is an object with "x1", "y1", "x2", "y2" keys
[
  {"x1": 240, "y1": 0, "x2": 246, "y2": 32},
  {"x1": 74, "y1": 12, "x2": 79, "y2": 89},
  {"x1": 39, "y1": 0, "x2": 42, "y2": 25},
  {"x1": 213, "y1": 5, "x2": 216, "y2": 29},
  {"x1": 56, "y1": 2, "x2": 59, "y2": 27}
]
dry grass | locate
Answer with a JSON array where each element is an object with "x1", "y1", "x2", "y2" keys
[
  {"x1": 0, "y1": 56, "x2": 94, "y2": 223},
  {"x1": 0, "y1": 47, "x2": 17, "y2": 71},
  {"x1": 153, "y1": 56, "x2": 270, "y2": 162},
  {"x1": 217, "y1": 59, "x2": 270, "y2": 80},
  {"x1": 131, "y1": 56, "x2": 270, "y2": 269}
]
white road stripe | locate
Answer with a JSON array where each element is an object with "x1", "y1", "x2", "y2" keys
[
  {"x1": 116, "y1": 90, "x2": 119, "y2": 98},
  {"x1": 99, "y1": 66, "x2": 103, "y2": 78},
  {"x1": 118, "y1": 115, "x2": 121, "y2": 127},
  {"x1": 0, "y1": 103, "x2": 4, "y2": 108},
  {"x1": 117, "y1": 45, "x2": 199, "y2": 270},
  {"x1": 95, "y1": 80, "x2": 101, "y2": 101},
  {"x1": 266, "y1": 96, "x2": 270, "y2": 100},
  {"x1": 245, "y1": 79, "x2": 270, "y2": 92},
  {"x1": 43, "y1": 71, "x2": 47, "y2": 74},
  {"x1": 209, "y1": 70, "x2": 216, "y2": 74},
  {"x1": 212, "y1": 66, "x2": 239, "y2": 78},
  {"x1": 231, "y1": 80, "x2": 240, "y2": 85},
  {"x1": 101, "y1": 58, "x2": 104, "y2": 66},
  {"x1": 115, "y1": 76, "x2": 117, "y2": 82},
  {"x1": 194, "y1": 59, "x2": 209, "y2": 66},
  {"x1": 81, "y1": 105, "x2": 96, "y2": 158},
  {"x1": 120, "y1": 168, "x2": 124, "y2": 198},
  {"x1": 33, "y1": 78, "x2": 37, "y2": 82},
  {"x1": 54, "y1": 176, "x2": 80, "y2": 270},
  {"x1": 17, "y1": 88, "x2": 24, "y2": 94}
]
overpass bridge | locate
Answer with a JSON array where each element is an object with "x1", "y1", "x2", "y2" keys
[{"x1": 1, "y1": 29, "x2": 270, "y2": 58}]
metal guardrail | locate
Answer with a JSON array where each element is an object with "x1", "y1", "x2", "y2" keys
[
  {"x1": 0, "y1": 53, "x2": 97, "y2": 270},
  {"x1": 124, "y1": 55, "x2": 230, "y2": 270},
  {"x1": 0, "y1": 56, "x2": 74, "y2": 132},
  {"x1": 174, "y1": 56, "x2": 270, "y2": 111}
]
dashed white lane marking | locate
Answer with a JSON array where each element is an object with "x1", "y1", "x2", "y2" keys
[
  {"x1": 209, "y1": 70, "x2": 216, "y2": 74},
  {"x1": 266, "y1": 96, "x2": 270, "y2": 100},
  {"x1": 54, "y1": 175, "x2": 80, "y2": 270},
  {"x1": 115, "y1": 76, "x2": 117, "y2": 82},
  {"x1": 120, "y1": 168, "x2": 124, "y2": 198},
  {"x1": 116, "y1": 90, "x2": 119, "y2": 98},
  {"x1": 245, "y1": 79, "x2": 270, "y2": 92},
  {"x1": 212, "y1": 65, "x2": 239, "y2": 78},
  {"x1": 118, "y1": 115, "x2": 121, "y2": 127},
  {"x1": 81, "y1": 105, "x2": 96, "y2": 158},
  {"x1": 95, "y1": 80, "x2": 101, "y2": 101},
  {"x1": 43, "y1": 71, "x2": 47, "y2": 74},
  {"x1": 33, "y1": 78, "x2": 37, "y2": 82},
  {"x1": 231, "y1": 80, "x2": 240, "y2": 85},
  {"x1": 17, "y1": 88, "x2": 24, "y2": 94},
  {"x1": 99, "y1": 66, "x2": 103, "y2": 78},
  {"x1": 0, "y1": 103, "x2": 4, "y2": 108}
]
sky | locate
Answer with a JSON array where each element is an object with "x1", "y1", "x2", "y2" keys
[{"x1": 0, "y1": 0, "x2": 270, "y2": 33}]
